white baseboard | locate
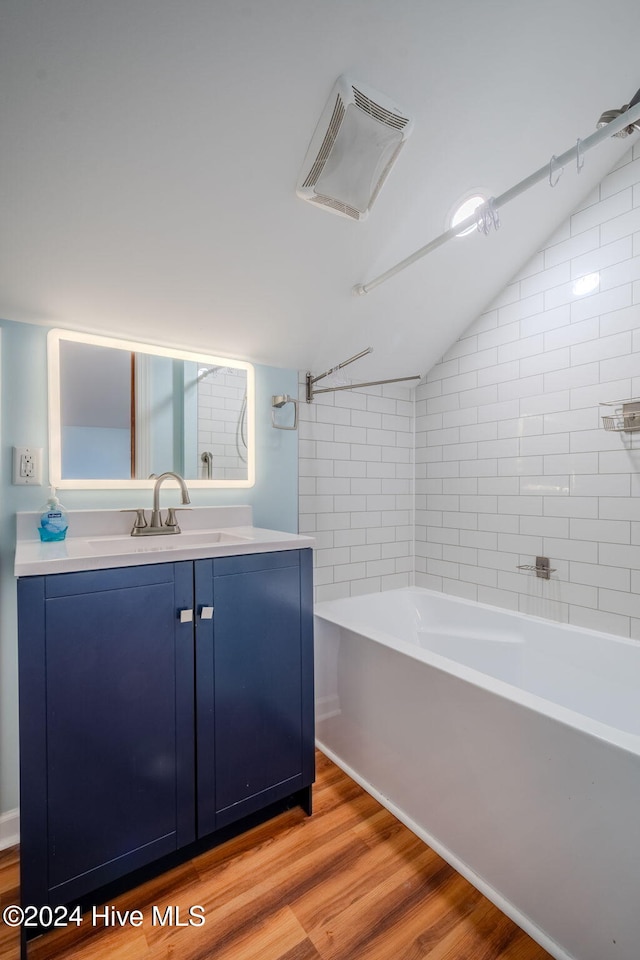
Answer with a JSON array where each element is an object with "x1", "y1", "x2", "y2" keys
[{"x1": 0, "y1": 809, "x2": 19, "y2": 850}]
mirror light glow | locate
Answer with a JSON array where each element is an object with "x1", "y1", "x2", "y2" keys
[{"x1": 48, "y1": 329, "x2": 256, "y2": 490}]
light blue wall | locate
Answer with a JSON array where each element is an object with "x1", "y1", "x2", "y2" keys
[
  {"x1": 62, "y1": 425, "x2": 131, "y2": 478},
  {"x1": 0, "y1": 318, "x2": 299, "y2": 816}
]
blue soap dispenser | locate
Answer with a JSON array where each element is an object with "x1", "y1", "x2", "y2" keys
[{"x1": 39, "y1": 486, "x2": 68, "y2": 542}]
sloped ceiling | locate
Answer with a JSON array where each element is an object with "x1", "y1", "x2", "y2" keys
[{"x1": 1, "y1": 0, "x2": 639, "y2": 382}]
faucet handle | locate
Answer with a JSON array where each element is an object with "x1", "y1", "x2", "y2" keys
[
  {"x1": 120, "y1": 508, "x2": 148, "y2": 534},
  {"x1": 165, "y1": 507, "x2": 191, "y2": 532}
]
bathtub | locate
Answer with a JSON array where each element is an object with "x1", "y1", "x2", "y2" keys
[{"x1": 314, "y1": 586, "x2": 640, "y2": 960}]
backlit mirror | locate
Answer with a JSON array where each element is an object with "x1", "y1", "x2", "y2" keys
[{"x1": 48, "y1": 329, "x2": 255, "y2": 489}]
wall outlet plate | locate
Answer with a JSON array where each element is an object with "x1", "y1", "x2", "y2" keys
[{"x1": 13, "y1": 446, "x2": 43, "y2": 485}]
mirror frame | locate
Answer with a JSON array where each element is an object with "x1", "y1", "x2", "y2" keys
[{"x1": 48, "y1": 328, "x2": 256, "y2": 489}]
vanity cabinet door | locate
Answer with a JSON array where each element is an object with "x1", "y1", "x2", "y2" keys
[
  {"x1": 195, "y1": 549, "x2": 314, "y2": 836},
  {"x1": 18, "y1": 562, "x2": 196, "y2": 908}
]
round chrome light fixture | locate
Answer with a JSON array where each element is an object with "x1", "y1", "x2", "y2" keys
[{"x1": 451, "y1": 194, "x2": 486, "y2": 237}]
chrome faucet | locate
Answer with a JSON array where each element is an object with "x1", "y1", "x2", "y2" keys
[
  {"x1": 124, "y1": 471, "x2": 191, "y2": 536},
  {"x1": 150, "y1": 471, "x2": 191, "y2": 529}
]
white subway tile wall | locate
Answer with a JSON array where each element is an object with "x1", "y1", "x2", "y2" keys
[
  {"x1": 198, "y1": 368, "x2": 248, "y2": 479},
  {"x1": 415, "y1": 144, "x2": 640, "y2": 639},
  {"x1": 298, "y1": 373, "x2": 414, "y2": 602}
]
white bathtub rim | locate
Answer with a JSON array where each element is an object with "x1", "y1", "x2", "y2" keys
[
  {"x1": 314, "y1": 585, "x2": 640, "y2": 651},
  {"x1": 317, "y1": 739, "x2": 574, "y2": 960},
  {"x1": 314, "y1": 587, "x2": 640, "y2": 756}
]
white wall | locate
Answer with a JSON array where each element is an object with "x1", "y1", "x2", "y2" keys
[
  {"x1": 298, "y1": 374, "x2": 414, "y2": 602},
  {"x1": 415, "y1": 143, "x2": 640, "y2": 639}
]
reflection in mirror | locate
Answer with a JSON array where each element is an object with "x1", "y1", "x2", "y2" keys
[
  {"x1": 48, "y1": 329, "x2": 255, "y2": 489},
  {"x1": 196, "y1": 365, "x2": 249, "y2": 480}
]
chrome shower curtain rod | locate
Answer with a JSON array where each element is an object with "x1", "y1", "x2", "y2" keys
[
  {"x1": 305, "y1": 347, "x2": 421, "y2": 402},
  {"x1": 353, "y1": 99, "x2": 640, "y2": 296}
]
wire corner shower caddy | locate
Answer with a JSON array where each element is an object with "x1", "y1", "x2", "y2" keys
[{"x1": 600, "y1": 398, "x2": 640, "y2": 433}]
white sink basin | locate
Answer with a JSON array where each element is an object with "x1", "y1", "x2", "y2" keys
[{"x1": 87, "y1": 530, "x2": 253, "y2": 554}]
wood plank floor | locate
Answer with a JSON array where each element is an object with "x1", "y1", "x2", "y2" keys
[{"x1": 0, "y1": 751, "x2": 552, "y2": 960}]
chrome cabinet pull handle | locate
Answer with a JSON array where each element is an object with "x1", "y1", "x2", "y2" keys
[
  {"x1": 199, "y1": 606, "x2": 214, "y2": 620},
  {"x1": 178, "y1": 609, "x2": 194, "y2": 623}
]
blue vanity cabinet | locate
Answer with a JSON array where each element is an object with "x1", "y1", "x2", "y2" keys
[
  {"x1": 18, "y1": 562, "x2": 196, "y2": 909},
  {"x1": 18, "y1": 547, "x2": 314, "y2": 913},
  {"x1": 195, "y1": 549, "x2": 314, "y2": 835}
]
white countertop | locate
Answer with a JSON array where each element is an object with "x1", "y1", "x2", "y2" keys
[{"x1": 15, "y1": 506, "x2": 315, "y2": 577}]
